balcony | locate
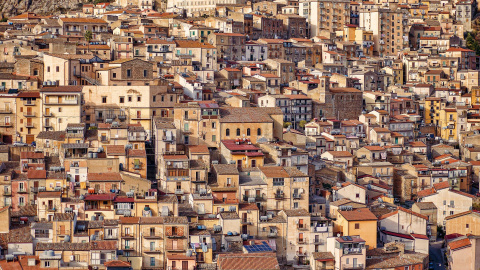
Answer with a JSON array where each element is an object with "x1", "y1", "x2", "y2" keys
[
  {"x1": 121, "y1": 233, "x2": 136, "y2": 239},
  {"x1": 174, "y1": 189, "x2": 184, "y2": 195},
  {"x1": 118, "y1": 114, "x2": 127, "y2": 121},
  {"x1": 166, "y1": 234, "x2": 185, "y2": 239},
  {"x1": 122, "y1": 245, "x2": 135, "y2": 250},
  {"x1": 343, "y1": 247, "x2": 363, "y2": 254},
  {"x1": 144, "y1": 248, "x2": 162, "y2": 253},
  {"x1": 23, "y1": 100, "x2": 36, "y2": 106},
  {"x1": 25, "y1": 122, "x2": 34, "y2": 128},
  {"x1": 47, "y1": 206, "x2": 57, "y2": 212},
  {"x1": 241, "y1": 218, "x2": 253, "y2": 225},
  {"x1": 104, "y1": 234, "x2": 118, "y2": 240},
  {"x1": 128, "y1": 135, "x2": 147, "y2": 141},
  {"x1": 296, "y1": 251, "x2": 308, "y2": 256},
  {"x1": 30, "y1": 187, "x2": 39, "y2": 193},
  {"x1": 342, "y1": 264, "x2": 364, "y2": 270},
  {"x1": 297, "y1": 238, "x2": 308, "y2": 244},
  {"x1": 0, "y1": 122, "x2": 12, "y2": 127},
  {"x1": 17, "y1": 188, "x2": 27, "y2": 193},
  {"x1": 297, "y1": 225, "x2": 308, "y2": 231},
  {"x1": 44, "y1": 112, "x2": 53, "y2": 117},
  {"x1": 268, "y1": 232, "x2": 277, "y2": 238},
  {"x1": 0, "y1": 109, "x2": 12, "y2": 114},
  {"x1": 293, "y1": 193, "x2": 302, "y2": 200},
  {"x1": 3, "y1": 190, "x2": 11, "y2": 196},
  {"x1": 56, "y1": 229, "x2": 70, "y2": 235},
  {"x1": 274, "y1": 193, "x2": 285, "y2": 199},
  {"x1": 143, "y1": 233, "x2": 162, "y2": 239}
]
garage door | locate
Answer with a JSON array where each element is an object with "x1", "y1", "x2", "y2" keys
[
  {"x1": 26, "y1": 135, "x2": 34, "y2": 145},
  {"x1": 3, "y1": 135, "x2": 12, "y2": 144}
]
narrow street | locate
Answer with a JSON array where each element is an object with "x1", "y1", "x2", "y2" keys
[{"x1": 430, "y1": 241, "x2": 446, "y2": 270}]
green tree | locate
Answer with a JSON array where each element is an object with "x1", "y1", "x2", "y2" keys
[
  {"x1": 84, "y1": 30, "x2": 93, "y2": 53},
  {"x1": 283, "y1": 122, "x2": 292, "y2": 128},
  {"x1": 299, "y1": 120, "x2": 307, "y2": 128}
]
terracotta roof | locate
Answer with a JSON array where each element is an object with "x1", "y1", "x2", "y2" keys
[
  {"x1": 325, "y1": 151, "x2": 353, "y2": 158},
  {"x1": 213, "y1": 164, "x2": 239, "y2": 175},
  {"x1": 433, "y1": 181, "x2": 450, "y2": 190},
  {"x1": 189, "y1": 144, "x2": 209, "y2": 153},
  {"x1": 312, "y1": 252, "x2": 334, "y2": 261},
  {"x1": 448, "y1": 237, "x2": 471, "y2": 250},
  {"x1": 417, "y1": 188, "x2": 435, "y2": 198},
  {"x1": 91, "y1": 241, "x2": 117, "y2": 250},
  {"x1": 104, "y1": 260, "x2": 131, "y2": 267},
  {"x1": 128, "y1": 149, "x2": 146, "y2": 157},
  {"x1": 20, "y1": 152, "x2": 44, "y2": 159},
  {"x1": 217, "y1": 253, "x2": 280, "y2": 270},
  {"x1": 259, "y1": 166, "x2": 290, "y2": 178},
  {"x1": 378, "y1": 206, "x2": 428, "y2": 220},
  {"x1": 60, "y1": 17, "x2": 107, "y2": 24},
  {"x1": 338, "y1": 208, "x2": 377, "y2": 221},
  {"x1": 106, "y1": 145, "x2": 125, "y2": 156},
  {"x1": 27, "y1": 169, "x2": 46, "y2": 179},
  {"x1": 40, "y1": 86, "x2": 82, "y2": 92}
]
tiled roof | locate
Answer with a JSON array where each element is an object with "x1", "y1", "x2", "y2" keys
[
  {"x1": 284, "y1": 209, "x2": 309, "y2": 217},
  {"x1": 20, "y1": 152, "x2": 44, "y2": 159},
  {"x1": 36, "y1": 242, "x2": 91, "y2": 251},
  {"x1": 27, "y1": 169, "x2": 46, "y2": 179},
  {"x1": 339, "y1": 208, "x2": 377, "y2": 221},
  {"x1": 413, "y1": 202, "x2": 437, "y2": 210},
  {"x1": 259, "y1": 166, "x2": 289, "y2": 178},
  {"x1": 104, "y1": 261, "x2": 131, "y2": 267},
  {"x1": 214, "y1": 164, "x2": 239, "y2": 175},
  {"x1": 90, "y1": 241, "x2": 117, "y2": 250},
  {"x1": 312, "y1": 252, "x2": 334, "y2": 261},
  {"x1": 106, "y1": 145, "x2": 125, "y2": 156},
  {"x1": 448, "y1": 237, "x2": 471, "y2": 250},
  {"x1": 218, "y1": 253, "x2": 280, "y2": 270}
]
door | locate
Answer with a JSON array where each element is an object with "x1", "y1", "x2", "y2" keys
[
  {"x1": 242, "y1": 213, "x2": 247, "y2": 223},
  {"x1": 237, "y1": 160, "x2": 242, "y2": 169},
  {"x1": 251, "y1": 159, "x2": 256, "y2": 167},
  {"x1": 26, "y1": 118, "x2": 33, "y2": 128},
  {"x1": 353, "y1": 258, "x2": 358, "y2": 267},
  {"x1": 182, "y1": 261, "x2": 188, "y2": 270},
  {"x1": 59, "y1": 225, "x2": 65, "y2": 235},
  {"x1": 395, "y1": 137, "x2": 398, "y2": 144},
  {"x1": 172, "y1": 240, "x2": 178, "y2": 250},
  {"x1": 150, "y1": 242, "x2": 155, "y2": 251},
  {"x1": 2, "y1": 135, "x2": 11, "y2": 144},
  {"x1": 26, "y1": 107, "x2": 32, "y2": 116},
  {"x1": 26, "y1": 135, "x2": 34, "y2": 144}
]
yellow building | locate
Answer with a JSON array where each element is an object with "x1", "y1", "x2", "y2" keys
[
  {"x1": 472, "y1": 87, "x2": 480, "y2": 105},
  {"x1": 445, "y1": 210, "x2": 480, "y2": 236},
  {"x1": 40, "y1": 86, "x2": 82, "y2": 132},
  {"x1": 16, "y1": 91, "x2": 41, "y2": 144},
  {"x1": 0, "y1": 93, "x2": 17, "y2": 144},
  {"x1": 439, "y1": 108, "x2": 458, "y2": 142},
  {"x1": 335, "y1": 208, "x2": 378, "y2": 249},
  {"x1": 424, "y1": 97, "x2": 441, "y2": 125}
]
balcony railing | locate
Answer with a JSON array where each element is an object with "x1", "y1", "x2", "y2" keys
[
  {"x1": 342, "y1": 264, "x2": 364, "y2": 270},
  {"x1": 104, "y1": 234, "x2": 118, "y2": 240},
  {"x1": 0, "y1": 122, "x2": 12, "y2": 127},
  {"x1": 296, "y1": 251, "x2": 308, "y2": 256},
  {"x1": 24, "y1": 101, "x2": 36, "y2": 106},
  {"x1": 144, "y1": 248, "x2": 162, "y2": 253},
  {"x1": 56, "y1": 229, "x2": 70, "y2": 235},
  {"x1": 297, "y1": 238, "x2": 308, "y2": 244},
  {"x1": 3, "y1": 190, "x2": 11, "y2": 196},
  {"x1": 274, "y1": 193, "x2": 285, "y2": 199},
  {"x1": 0, "y1": 109, "x2": 12, "y2": 114},
  {"x1": 143, "y1": 233, "x2": 162, "y2": 239},
  {"x1": 343, "y1": 248, "x2": 363, "y2": 254},
  {"x1": 121, "y1": 233, "x2": 136, "y2": 238},
  {"x1": 297, "y1": 225, "x2": 308, "y2": 231}
]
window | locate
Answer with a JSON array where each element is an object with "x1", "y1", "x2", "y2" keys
[
  {"x1": 47, "y1": 66, "x2": 50, "y2": 72},
  {"x1": 128, "y1": 96, "x2": 132, "y2": 102},
  {"x1": 212, "y1": 122, "x2": 216, "y2": 129},
  {"x1": 120, "y1": 96, "x2": 125, "y2": 103},
  {"x1": 466, "y1": 224, "x2": 469, "y2": 228},
  {"x1": 150, "y1": 257, "x2": 155, "y2": 266},
  {"x1": 257, "y1": 128, "x2": 262, "y2": 136},
  {"x1": 102, "y1": 96, "x2": 107, "y2": 103},
  {"x1": 293, "y1": 202, "x2": 298, "y2": 209},
  {"x1": 153, "y1": 96, "x2": 156, "y2": 102},
  {"x1": 19, "y1": 196, "x2": 25, "y2": 206},
  {"x1": 137, "y1": 96, "x2": 141, "y2": 102},
  {"x1": 144, "y1": 70, "x2": 148, "y2": 77},
  {"x1": 236, "y1": 128, "x2": 241, "y2": 136},
  {"x1": 113, "y1": 73, "x2": 117, "y2": 78},
  {"x1": 247, "y1": 128, "x2": 250, "y2": 136},
  {"x1": 355, "y1": 223, "x2": 360, "y2": 229},
  {"x1": 44, "y1": 261, "x2": 50, "y2": 267},
  {"x1": 226, "y1": 129, "x2": 230, "y2": 136},
  {"x1": 212, "y1": 135, "x2": 216, "y2": 142},
  {"x1": 127, "y1": 69, "x2": 132, "y2": 77},
  {"x1": 56, "y1": 66, "x2": 59, "y2": 72},
  {"x1": 273, "y1": 178, "x2": 284, "y2": 186}
]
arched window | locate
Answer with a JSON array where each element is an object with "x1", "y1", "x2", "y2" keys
[
  {"x1": 226, "y1": 128, "x2": 230, "y2": 136},
  {"x1": 247, "y1": 128, "x2": 251, "y2": 136},
  {"x1": 236, "y1": 128, "x2": 241, "y2": 136},
  {"x1": 257, "y1": 128, "x2": 262, "y2": 136}
]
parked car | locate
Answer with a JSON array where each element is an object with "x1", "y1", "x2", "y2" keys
[{"x1": 13, "y1": 142, "x2": 28, "y2": 147}]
